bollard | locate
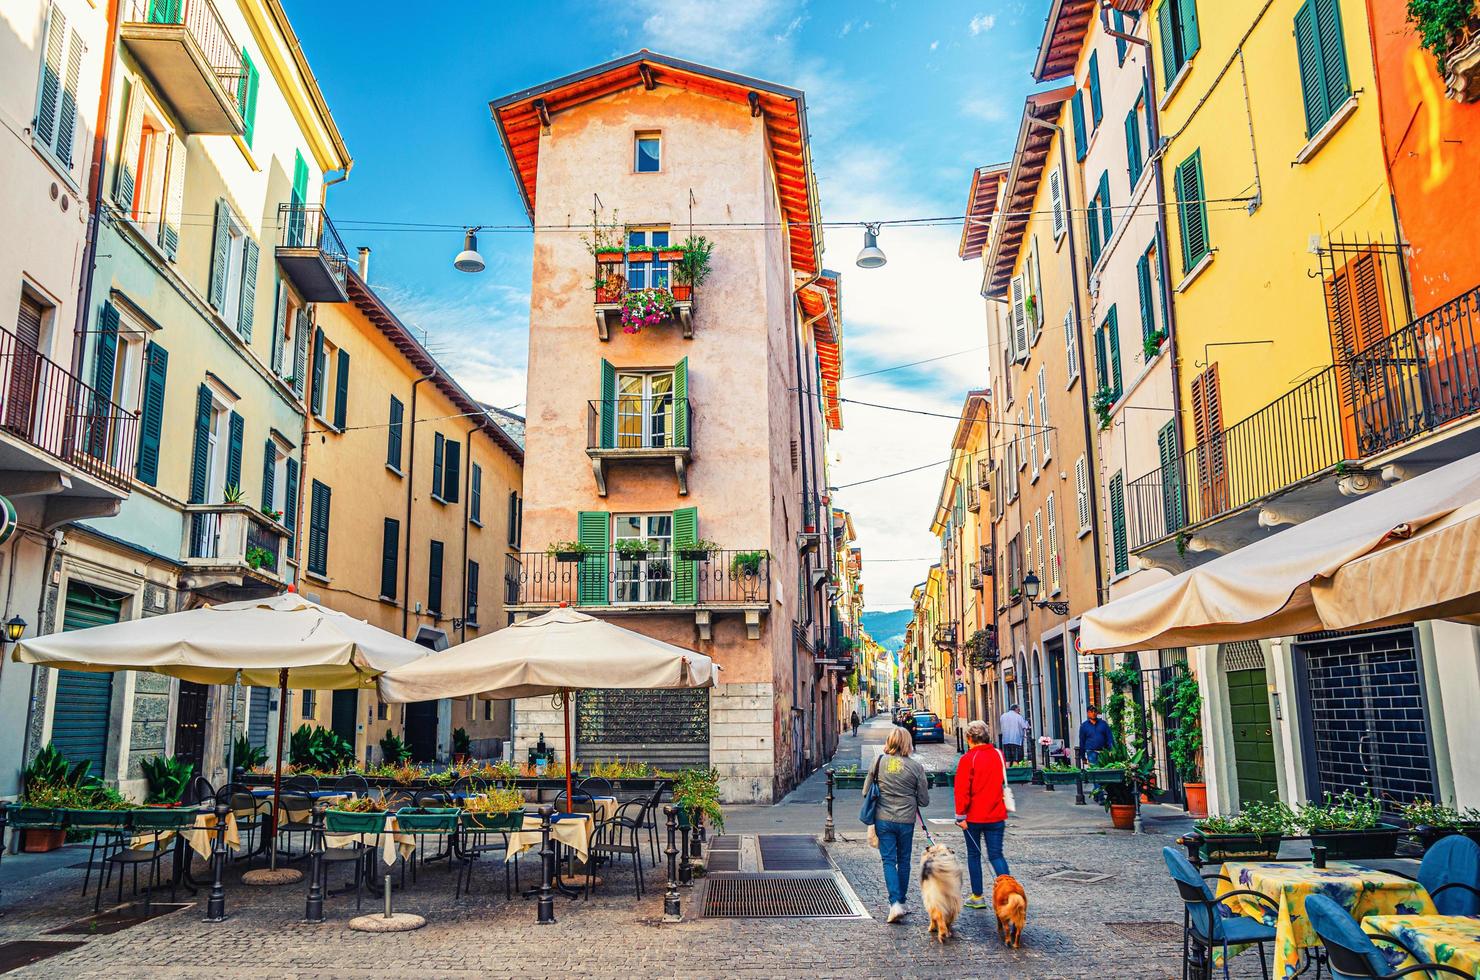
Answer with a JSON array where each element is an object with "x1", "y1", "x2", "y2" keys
[
  {"x1": 383, "y1": 873, "x2": 393, "y2": 918},
  {"x1": 823, "y1": 768, "x2": 836, "y2": 843},
  {"x1": 1181, "y1": 831, "x2": 1206, "y2": 871},
  {"x1": 536, "y1": 805, "x2": 556, "y2": 925},
  {"x1": 662, "y1": 805, "x2": 681, "y2": 923},
  {"x1": 691, "y1": 812, "x2": 704, "y2": 859},
  {"x1": 205, "y1": 800, "x2": 230, "y2": 922},
  {"x1": 678, "y1": 814, "x2": 693, "y2": 886},
  {"x1": 0, "y1": 803, "x2": 9, "y2": 900},
  {"x1": 303, "y1": 803, "x2": 326, "y2": 923},
  {"x1": 1073, "y1": 769, "x2": 1087, "y2": 807}
]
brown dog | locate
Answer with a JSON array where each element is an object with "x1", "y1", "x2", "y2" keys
[
  {"x1": 919, "y1": 841, "x2": 962, "y2": 943},
  {"x1": 993, "y1": 874, "x2": 1028, "y2": 947}
]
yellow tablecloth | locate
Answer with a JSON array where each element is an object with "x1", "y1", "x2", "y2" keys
[
  {"x1": 324, "y1": 816, "x2": 415, "y2": 867},
  {"x1": 130, "y1": 811, "x2": 240, "y2": 859},
  {"x1": 1362, "y1": 914, "x2": 1480, "y2": 978},
  {"x1": 1216, "y1": 862, "x2": 1436, "y2": 978},
  {"x1": 506, "y1": 812, "x2": 592, "y2": 862}
]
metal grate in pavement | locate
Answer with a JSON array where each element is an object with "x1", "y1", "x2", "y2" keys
[
  {"x1": 1044, "y1": 869, "x2": 1114, "y2": 884},
  {"x1": 709, "y1": 835, "x2": 740, "y2": 850},
  {"x1": 757, "y1": 834, "x2": 829, "y2": 871},
  {"x1": 46, "y1": 903, "x2": 191, "y2": 936},
  {"x1": 702, "y1": 874, "x2": 859, "y2": 918},
  {"x1": 1105, "y1": 921, "x2": 1184, "y2": 944},
  {"x1": 0, "y1": 941, "x2": 86, "y2": 974}
]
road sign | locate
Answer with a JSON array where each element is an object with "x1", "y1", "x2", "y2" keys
[
  {"x1": 954, "y1": 667, "x2": 963, "y2": 678},
  {"x1": 955, "y1": 681, "x2": 965, "y2": 694},
  {"x1": 1077, "y1": 654, "x2": 1097, "y2": 674}
]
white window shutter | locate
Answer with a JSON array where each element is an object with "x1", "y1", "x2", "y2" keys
[
  {"x1": 1047, "y1": 493, "x2": 1060, "y2": 591},
  {"x1": 1028, "y1": 398, "x2": 1039, "y2": 479},
  {"x1": 1063, "y1": 310, "x2": 1079, "y2": 381},
  {"x1": 161, "y1": 134, "x2": 187, "y2": 260},
  {"x1": 1038, "y1": 366, "x2": 1051, "y2": 461},
  {"x1": 1034, "y1": 509, "x2": 1044, "y2": 578},
  {"x1": 1050, "y1": 169, "x2": 1066, "y2": 238},
  {"x1": 1010, "y1": 275, "x2": 1028, "y2": 359},
  {"x1": 1030, "y1": 236, "x2": 1044, "y2": 343},
  {"x1": 1076, "y1": 454, "x2": 1091, "y2": 531}
]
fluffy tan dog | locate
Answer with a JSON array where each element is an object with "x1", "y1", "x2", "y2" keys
[
  {"x1": 993, "y1": 873, "x2": 1028, "y2": 948},
  {"x1": 919, "y1": 840, "x2": 962, "y2": 943}
]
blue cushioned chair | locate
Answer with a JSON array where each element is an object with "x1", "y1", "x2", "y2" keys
[
  {"x1": 1306, "y1": 893, "x2": 1472, "y2": 979},
  {"x1": 1419, "y1": 835, "x2": 1480, "y2": 917},
  {"x1": 1163, "y1": 846, "x2": 1277, "y2": 980}
]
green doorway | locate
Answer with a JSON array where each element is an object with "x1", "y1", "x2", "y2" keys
[{"x1": 1227, "y1": 667, "x2": 1277, "y2": 807}]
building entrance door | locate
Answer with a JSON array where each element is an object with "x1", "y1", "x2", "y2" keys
[
  {"x1": 1227, "y1": 667, "x2": 1278, "y2": 807},
  {"x1": 331, "y1": 690, "x2": 358, "y2": 749},
  {"x1": 173, "y1": 681, "x2": 209, "y2": 776}
]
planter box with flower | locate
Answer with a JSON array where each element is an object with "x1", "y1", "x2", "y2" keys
[
  {"x1": 1193, "y1": 801, "x2": 1295, "y2": 862},
  {"x1": 546, "y1": 541, "x2": 593, "y2": 564},
  {"x1": 1006, "y1": 762, "x2": 1034, "y2": 784},
  {"x1": 589, "y1": 233, "x2": 707, "y2": 340},
  {"x1": 325, "y1": 795, "x2": 390, "y2": 835},
  {"x1": 1400, "y1": 799, "x2": 1480, "y2": 851},
  {"x1": 1040, "y1": 763, "x2": 1081, "y2": 786},
  {"x1": 613, "y1": 538, "x2": 658, "y2": 562},
  {"x1": 462, "y1": 787, "x2": 528, "y2": 832},
  {"x1": 1296, "y1": 791, "x2": 1402, "y2": 859}
]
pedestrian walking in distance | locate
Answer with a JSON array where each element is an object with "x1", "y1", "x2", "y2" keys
[
  {"x1": 863, "y1": 725, "x2": 930, "y2": 923},
  {"x1": 999, "y1": 704, "x2": 1029, "y2": 763},
  {"x1": 953, "y1": 719, "x2": 1011, "y2": 911},
  {"x1": 851, "y1": 710, "x2": 861, "y2": 737},
  {"x1": 1078, "y1": 705, "x2": 1114, "y2": 765}
]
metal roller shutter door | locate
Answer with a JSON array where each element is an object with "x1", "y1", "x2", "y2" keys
[{"x1": 52, "y1": 584, "x2": 123, "y2": 773}]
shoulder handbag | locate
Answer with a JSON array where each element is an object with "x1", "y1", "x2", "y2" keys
[
  {"x1": 858, "y1": 755, "x2": 884, "y2": 825},
  {"x1": 996, "y1": 746, "x2": 1016, "y2": 814}
]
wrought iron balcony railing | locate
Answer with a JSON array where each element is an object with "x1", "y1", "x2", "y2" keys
[
  {"x1": 185, "y1": 504, "x2": 289, "y2": 580},
  {"x1": 121, "y1": 0, "x2": 246, "y2": 134},
  {"x1": 585, "y1": 397, "x2": 692, "y2": 451},
  {"x1": 504, "y1": 548, "x2": 770, "y2": 608},
  {"x1": 276, "y1": 204, "x2": 350, "y2": 303},
  {"x1": 1126, "y1": 284, "x2": 1480, "y2": 551},
  {"x1": 0, "y1": 324, "x2": 137, "y2": 490}
]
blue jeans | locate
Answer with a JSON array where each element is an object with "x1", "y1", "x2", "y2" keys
[
  {"x1": 875, "y1": 819, "x2": 915, "y2": 905},
  {"x1": 1085, "y1": 749, "x2": 1101, "y2": 765},
  {"x1": 962, "y1": 820, "x2": 1009, "y2": 896}
]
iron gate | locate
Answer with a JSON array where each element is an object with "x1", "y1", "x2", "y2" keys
[{"x1": 1136, "y1": 662, "x2": 1185, "y2": 806}]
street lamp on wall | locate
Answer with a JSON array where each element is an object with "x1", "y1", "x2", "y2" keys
[
  {"x1": 1021, "y1": 572, "x2": 1070, "y2": 616},
  {"x1": 3, "y1": 616, "x2": 26, "y2": 646}
]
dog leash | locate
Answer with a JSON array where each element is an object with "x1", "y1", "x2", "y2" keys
[{"x1": 916, "y1": 810, "x2": 939, "y2": 847}]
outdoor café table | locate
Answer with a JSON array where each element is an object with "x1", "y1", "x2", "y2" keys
[
  {"x1": 130, "y1": 808, "x2": 240, "y2": 860},
  {"x1": 323, "y1": 815, "x2": 416, "y2": 868},
  {"x1": 506, "y1": 810, "x2": 592, "y2": 863},
  {"x1": 1215, "y1": 861, "x2": 1437, "y2": 978},
  {"x1": 1361, "y1": 914, "x2": 1480, "y2": 977}
]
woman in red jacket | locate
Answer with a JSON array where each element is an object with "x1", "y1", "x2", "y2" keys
[{"x1": 953, "y1": 719, "x2": 1011, "y2": 910}]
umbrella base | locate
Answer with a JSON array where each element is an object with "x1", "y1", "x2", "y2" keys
[
  {"x1": 349, "y1": 912, "x2": 425, "y2": 933},
  {"x1": 242, "y1": 868, "x2": 303, "y2": 886}
]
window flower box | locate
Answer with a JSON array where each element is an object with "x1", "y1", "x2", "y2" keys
[
  {"x1": 626, "y1": 249, "x2": 655, "y2": 263},
  {"x1": 657, "y1": 249, "x2": 685, "y2": 262},
  {"x1": 595, "y1": 249, "x2": 625, "y2": 263}
]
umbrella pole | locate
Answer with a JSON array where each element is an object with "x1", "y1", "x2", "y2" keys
[
  {"x1": 271, "y1": 666, "x2": 289, "y2": 871},
  {"x1": 225, "y1": 669, "x2": 241, "y2": 781},
  {"x1": 563, "y1": 689, "x2": 573, "y2": 814}
]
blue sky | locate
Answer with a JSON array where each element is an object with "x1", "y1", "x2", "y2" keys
[{"x1": 283, "y1": 0, "x2": 1055, "y2": 610}]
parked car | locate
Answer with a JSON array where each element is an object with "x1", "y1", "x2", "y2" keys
[{"x1": 912, "y1": 712, "x2": 946, "y2": 743}]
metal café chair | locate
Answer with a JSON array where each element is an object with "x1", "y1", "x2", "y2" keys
[
  {"x1": 1306, "y1": 893, "x2": 1471, "y2": 979},
  {"x1": 275, "y1": 789, "x2": 316, "y2": 860},
  {"x1": 331, "y1": 773, "x2": 371, "y2": 799},
  {"x1": 588, "y1": 799, "x2": 649, "y2": 900},
  {"x1": 102, "y1": 808, "x2": 198, "y2": 914},
  {"x1": 217, "y1": 782, "x2": 268, "y2": 861},
  {"x1": 1162, "y1": 846, "x2": 1277, "y2": 980}
]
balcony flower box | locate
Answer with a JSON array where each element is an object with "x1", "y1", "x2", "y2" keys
[
  {"x1": 619, "y1": 288, "x2": 676, "y2": 333},
  {"x1": 595, "y1": 273, "x2": 626, "y2": 304},
  {"x1": 626, "y1": 250, "x2": 655, "y2": 263},
  {"x1": 595, "y1": 249, "x2": 625, "y2": 264},
  {"x1": 657, "y1": 249, "x2": 685, "y2": 262}
]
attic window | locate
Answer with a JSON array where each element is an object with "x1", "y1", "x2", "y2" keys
[{"x1": 635, "y1": 132, "x2": 661, "y2": 173}]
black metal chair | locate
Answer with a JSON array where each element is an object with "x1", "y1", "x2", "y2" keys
[
  {"x1": 101, "y1": 808, "x2": 198, "y2": 913},
  {"x1": 1306, "y1": 893, "x2": 1471, "y2": 979},
  {"x1": 401, "y1": 790, "x2": 457, "y2": 881},
  {"x1": 641, "y1": 787, "x2": 664, "y2": 865},
  {"x1": 588, "y1": 800, "x2": 649, "y2": 900},
  {"x1": 553, "y1": 789, "x2": 596, "y2": 815},
  {"x1": 318, "y1": 814, "x2": 375, "y2": 911},
  {"x1": 183, "y1": 775, "x2": 215, "y2": 806},
  {"x1": 454, "y1": 814, "x2": 518, "y2": 900},
  {"x1": 450, "y1": 775, "x2": 487, "y2": 801},
  {"x1": 1163, "y1": 846, "x2": 1277, "y2": 980},
  {"x1": 284, "y1": 774, "x2": 319, "y2": 792},
  {"x1": 275, "y1": 790, "x2": 316, "y2": 859},
  {"x1": 578, "y1": 776, "x2": 613, "y2": 799},
  {"x1": 216, "y1": 781, "x2": 269, "y2": 861},
  {"x1": 331, "y1": 773, "x2": 371, "y2": 799}
]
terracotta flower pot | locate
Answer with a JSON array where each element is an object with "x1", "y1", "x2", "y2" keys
[
  {"x1": 657, "y1": 249, "x2": 685, "y2": 261},
  {"x1": 21, "y1": 828, "x2": 65, "y2": 852},
  {"x1": 1109, "y1": 804, "x2": 1136, "y2": 830},
  {"x1": 1183, "y1": 782, "x2": 1208, "y2": 819},
  {"x1": 672, "y1": 284, "x2": 692, "y2": 301},
  {"x1": 595, "y1": 250, "x2": 624, "y2": 263},
  {"x1": 627, "y1": 250, "x2": 654, "y2": 262}
]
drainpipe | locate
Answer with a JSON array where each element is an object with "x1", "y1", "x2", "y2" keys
[
  {"x1": 789, "y1": 273, "x2": 821, "y2": 777},
  {"x1": 1101, "y1": 1, "x2": 1189, "y2": 543},
  {"x1": 459, "y1": 424, "x2": 475, "y2": 645},
  {"x1": 70, "y1": 0, "x2": 123, "y2": 381},
  {"x1": 401, "y1": 370, "x2": 437, "y2": 638},
  {"x1": 1023, "y1": 111, "x2": 1106, "y2": 619}
]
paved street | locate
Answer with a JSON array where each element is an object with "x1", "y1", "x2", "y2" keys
[{"x1": 0, "y1": 716, "x2": 1267, "y2": 979}]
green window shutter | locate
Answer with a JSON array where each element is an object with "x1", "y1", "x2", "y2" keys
[
  {"x1": 576, "y1": 511, "x2": 610, "y2": 606},
  {"x1": 1178, "y1": 0, "x2": 1200, "y2": 61},
  {"x1": 1137, "y1": 251, "x2": 1155, "y2": 342},
  {"x1": 1294, "y1": 0, "x2": 1327, "y2": 137},
  {"x1": 443, "y1": 439, "x2": 460, "y2": 503},
  {"x1": 599, "y1": 359, "x2": 615, "y2": 449},
  {"x1": 1087, "y1": 192, "x2": 1103, "y2": 266},
  {"x1": 672, "y1": 506, "x2": 698, "y2": 606},
  {"x1": 428, "y1": 540, "x2": 444, "y2": 614},
  {"x1": 309, "y1": 329, "x2": 326, "y2": 417},
  {"x1": 1176, "y1": 151, "x2": 1209, "y2": 272},
  {"x1": 1107, "y1": 305, "x2": 1123, "y2": 398},
  {"x1": 471, "y1": 464, "x2": 482, "y2": 523},
  {"x1": 1099, "y1": 170, "x2": 1113, "y2": 245},
  {"x1": 238, "y1": 237, "x2": 258, "y2": 340},
  {"x1": 432, "y1": 432, "x2": 445, "y2": 499},
  {"x1": 1095, "y1": 325, "x2": 1110, "y2": 391},
  {"x1": 236, "y1": 49, "x2": 258, "y2": 146},
  {"x1": 225, "y1": 411, "x2": 244, "y2": 492},
  {"x1": 292, "y1": 151, "x2": 309, "y2": 206},
  {"x1": 288, "y1": 151, "x2": 309, "y2": 246},
  {"x1": 1110, "y1": 472, "x2": 1128, "y2": 574},
  {"x1": 260, "y1": 440, "x2": 276, "y2": 512},
  {"x1": 189, "y1": 383, "x2": 212, "y2": 504},
  {"x1": 1071, "y1": 91, "x2": 1087, "y2": 162},
  {"x1": 380, "y1": 517, "x2": 399, "y2": 600},
  {"x1": 307, "y1": 480, "x2": 331, "y2": 576},
  {"x1": 1158, "y1": 0, "x2": 1179, "y2": 85},
  {"x1": 134, "y1": 340, "x2": 168, "y2": 485},
  {"x1": 209, "y1": 199, "x2": 230, "y2": 311},
  {"x1": 284, "y1": 457, "x2": 299, "y2": 556},
  {"x1": 34, "y1": 5, "x2": 64, "y2": 154},
  {"x1": 332, "y1": 349, "x2": 349, "y2": 429},
  {"x1": 88, "y1": 302, "x2": 119, "y2": 459},
  {"x1": 1114, "y1": 10, "x2": 1128, "y2": 64},
  {"x1": 387, "y1": 395, "x2": 403, "y2": 468},
  {"x1": 147, "y1": 0, "x2": 181, "y2": 23},
  {"x1": 269, "y1": 282, "x2": 284, "y2": 373},
  {"x1": 1125, "y1": 107, "x2": 1144, "y2": 187},
  {"x1": 673, "y1": 356, "x2": 689, "y2": 447},
  {"x1": 1158, "y1": 420, "x2": 1184, "y2": 533},
  {"x1": 1316, "y1": 0, "x2": 1350, "y2": 118},
  {"x1": 1088, "y1": 51, "x2": 1103, "y2": 128},
  {"x1": 55, "y1": 24, "x2": 82, "y2": 168}
]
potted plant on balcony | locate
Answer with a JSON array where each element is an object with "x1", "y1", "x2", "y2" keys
[
  {"x1": 672, "y1": 235, "x2": 714, "y2": 302},
  {"x1": 1408, "y1": 0, "x2": 1480, "y2": 101},
  {"x1": 547, "y1": 541, "x2": 592, "y2": 564},
  {"x1": 657, "y1": 245, "x2": 686, "y2": 262},
  {"x1": 678, "y1": 538, "x2": 718, "y2": 562},
  {"x1": 261, "y1": 506, "x2": 284, "y2": 523},
  {"x1": 223, "y1": 484, "x2": 245, "y2": 505},
  {"x1": 730, "y1": 550, "x2": 767, "y2": 599},
  {"x1": 1155, "y1": 669, "x2": 1206, "y2": 817},
  {"x1": 451, "y1": 727, "x2": 472, "y2": 764},
  {"x1": 1295, "y1": 790, "x2": 1402, "y2": 860},
  {"x1": 245, "y1": 546, "x2": 276, "y2": 572},
  {"x1": 614, "y1": 538, "x2": 657, "y2": 562},
  {"x1": 1024, "y1": 293, "x2": 1038, "y2": 327},
  {"x1": 1092, "y1": 387, "x2": 1116, "y2": 430},
  {"x1": 1142, "y1": 328, "x2": 1167, "y2": 362},
  {"x1": 593, "y1": 272, "x2": 627, "y2": 304},
  {"x1": 582, "y1": 213, "x2": 626, "y2": 263},
  {"x1": 619, "y1": 287, "x2": 675, "y2": 333}
]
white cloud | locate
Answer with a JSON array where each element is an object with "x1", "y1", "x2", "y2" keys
[
  {"x1": 929, "y1": 39, "x2": 939, "y2": 51},
  {"x1": 960, "y1": 94, "x2": 1009, "y2": 123},
  {"x1": 969, "y1": 13, "x2": 996, "y2": 35},
  {"x1": 631, "y1": 0, "x2": 792, "y2": 66}
]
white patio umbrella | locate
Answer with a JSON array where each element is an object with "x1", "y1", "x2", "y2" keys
[
  {"x1": 1079, "y1": 452, "x2": 1480, "y2": 654},
  {"x1": 376, "y1": 606, "x2": 717, "y2": 809},
  {"x1": 14, "y1": 592, "x2": 431, "y2": 876}
]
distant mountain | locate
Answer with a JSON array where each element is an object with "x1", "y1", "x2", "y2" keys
[{"x1": 861, "y1": 609, "x2": 913, "y2": 653}]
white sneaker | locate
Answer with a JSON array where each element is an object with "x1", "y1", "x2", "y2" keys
[{"x1": 886, "y1": 902, "x2": 905, "y2": 923}]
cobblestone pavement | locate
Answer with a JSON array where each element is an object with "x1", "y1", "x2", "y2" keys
[{"x1": 0, "y1": 717, "x2": 1267, "y2": 979}]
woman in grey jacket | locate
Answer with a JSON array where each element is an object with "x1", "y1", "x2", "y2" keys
[{"x1": 862, "y1": 725, "x2": 931, "y2": 922}]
